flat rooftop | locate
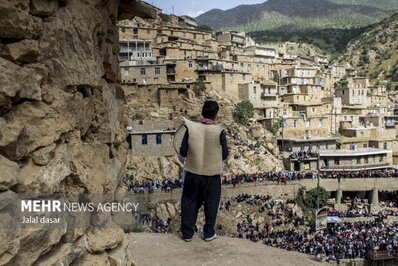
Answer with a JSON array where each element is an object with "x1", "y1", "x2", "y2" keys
[
  {"x1": 278, "y1": 137, "x2": 337, "y2": 143},
  {"x1": 320, "y1": 148, "x2": 391, "y2": 157}
]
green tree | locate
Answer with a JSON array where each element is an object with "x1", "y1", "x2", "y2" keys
[
  {"x1": 197, "y1": 24, "x2": 213, "y2": 32},
  {"x1": 295, "y1": 187, "x2": 330, "y2": 214},
  {"x1": 195, "y1": 79, "x2": 206, "y2": 92},
  {"x1": 159, "y1": 13, "x2": 170, "y2": 22},
  {"x1": 233, "y1": 100, "x2": 254, "y2": 123},
  {"x1": 272, "y1": 121, "x2": 280, "y2": 135}
]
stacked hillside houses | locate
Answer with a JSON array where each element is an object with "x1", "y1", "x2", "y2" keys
[{"x1": 119, "y1": 7, "x2": 398, "y2": 174}]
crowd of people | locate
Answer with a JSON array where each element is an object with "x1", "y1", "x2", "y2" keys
[
  {"x1": 125, "y1": 176, "x2": 182, "y2": 193},
  {"x1": 320, "y1": 169, "x2": 398, "y2": 179},
  {"x1": 125, "y1": 168, "x2": 398, "y2": 194},
  {"x1": 289, "y1": 150, "x2": 318, "y2": 161},
  {"x1": 220, "y1": 193, "x2": 398, "y2": 262},
  {"x1": 137, "y1": 213, "x2": 171, "y2": 233},
  {"x1": 262, "y1": 221, "x2": 398, "y2": 262}
]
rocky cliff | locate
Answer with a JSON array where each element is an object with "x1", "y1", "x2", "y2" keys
[{"x1": 0, "y1": 0, "x2": 155, "y2": 265}]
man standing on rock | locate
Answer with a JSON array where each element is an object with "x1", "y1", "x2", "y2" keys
[{"x1": 179, "y1": 100, "x2": 229, "y2": 242}]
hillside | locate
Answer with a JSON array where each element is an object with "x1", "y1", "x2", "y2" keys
[
  {"x1": 196, "y1": 0, "x2": 398, "y2": 32},
  {"x1": 338, "y1": 13, "x2": 398, "y2": 86}
]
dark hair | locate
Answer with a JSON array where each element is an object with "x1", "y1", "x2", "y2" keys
[{"x1": 201, "y1": 100, "x2": 219, "y2": 119}]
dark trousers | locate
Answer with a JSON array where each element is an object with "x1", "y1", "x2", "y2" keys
[{"x1": 180, "y1": 171, "x2": 221, "y2": 239}]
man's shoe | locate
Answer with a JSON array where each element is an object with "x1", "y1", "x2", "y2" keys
[
  {"x1": 180, "y1": 232, "x2": 192, "y2": 242},
  {"x1": 204, "y1": 234, "x2": 217, "y2": 242}
]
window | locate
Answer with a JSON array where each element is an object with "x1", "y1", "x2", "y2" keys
[
  {"x1": 293, "y1": 120, "x2": 297, "y2": 128},
  {"x1": 140, "y1": 68, "x2": 146, "y2": 75},
  {"x1": 248, "y1": 64, "x2": 251, "y2": 72},
  {"x1": 253, "y1": 86, "x2": 256, "y2": 94},
  {"x1": 334, "y1": 158, "x2": 340, "y2": 165},
  {"x1": 230, "y1": 73, "x2": 234, "y2": 81},
  {"x1": 188, "y1": 61, "x2": 193, "y2": 68},
  {"x1": 124, "y1": 68, "x2": 128, "y2": 76},
  {"x1": 242, "y1": 74, "x2": 246, "y2": 81},
  {"x1": 365, "y1": 156, "x2": 369, "y2": 163},
  {"x1": 141, "y1": 134, "x2": 148, "y2": 145},
  {"x1": 360, "y1": 131, "x2": 364, "y2": 137},
  {"x1": 363, "y1": 143, "x2": 368, "y2": 148},
  {"x1": 156, "y1": 134, "x2": 162, "y2": 144},
  {"x1": 319, "y1": 119, "x2": 323, "y2": 128},
  {"x1": 357, "y1": 158, "x2": 361, "y2": 164},
  {"x1": 306, "y1": 119, "x2": 311, "y2": 128},
  {"x1": 155, "y1": 67, "x2": 160, "y2": 75},
  {"x1": 384, "y1": 142, "x2": 388, "y2": 149}
]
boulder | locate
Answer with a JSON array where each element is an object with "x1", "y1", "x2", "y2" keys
[
  {"x1": 0, "y1": 155, "x2": 18, "y2": 191},
  {"x1": 1, "y1": 39, "x2": 39, "y2": 63},
  {"x1": 156, "y1": 203, "x2": 169, "y2": 220},
  {"x1": 32, "y1": 143, "x2": 56, "y2": 166},
  {"x1": 34, "y1": 237, "x2": 86, "y2": 266},
  {"x1": 107, "y1": 240, "x2": 132, "y2": 266},
  {"x1": 16, "y1": 144, "x2": 71, "y2": 192},
  {"x1": 0, "y1": 57, "x2": 45, "y2": 107},
  {"x1": 0, "y1": 0, "x2": 30, "y2": 40},
  {"x1": 30, "y1": 0, "x2": 59, "y2": 16},
  {"x1": 73, "y1": 252, "x2": 110, "y2": 266},
  {"x1": 249, "y1": 125, "x2": 263, "y2": 139},
  {"x1": 12, "y1": 213, "x2": 68, "y2": 265},
  {"x1": 86, "y1": 224, "x2": 124, "y2": 254},
  {"x1": 166, "y1": 202, "x2": 176, "y2": 218},
  {"x1": 0, "y1": 189, "x2": 21, "y2": 266}
]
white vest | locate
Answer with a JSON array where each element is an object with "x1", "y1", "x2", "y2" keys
[{"x1": 183, "y1": 118, "x2": 226, "y2": 176}]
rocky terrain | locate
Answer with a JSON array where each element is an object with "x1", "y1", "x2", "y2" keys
[
  {"x1": 0, "y1": 0, "x2": 157, "y2": 265},
  {"x1": 123, "y1": 85, "x2": 282, "y2": 182},
  {"x1": 128, "y1": 233, "x2": 327, "y2": 266}
]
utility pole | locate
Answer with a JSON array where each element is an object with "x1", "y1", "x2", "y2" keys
[{"x1": 315, "y1": 147, "x2": 321, "y2": 231}]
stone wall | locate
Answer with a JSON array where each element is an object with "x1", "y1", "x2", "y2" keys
[{"x1": 0, "y1": 0, "x2": 156, "y2": 265}]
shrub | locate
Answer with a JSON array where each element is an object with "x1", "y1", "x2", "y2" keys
[
  {"x1": 233, "y1": 100, "x2": 254, "y2": 123},
  {"x1": 295, "y1": 186, "x2": 330, "y2": 214}
]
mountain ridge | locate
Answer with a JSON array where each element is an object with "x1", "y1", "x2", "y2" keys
[{"x1": 196, "y1": 0, "x2": 398, "y2": 32}]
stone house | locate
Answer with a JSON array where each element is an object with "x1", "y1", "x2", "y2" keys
[
  {"x1": 127, "y1": 120, "x2": 176, "y2": 157},
  {"x1": 238, "y1": 81, "x2": 278, "y2": 108},
  {"x1": 120, "y1": 63, "x2": 168, "y2": 85}
]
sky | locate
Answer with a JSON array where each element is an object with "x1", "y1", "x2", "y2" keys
[{"x1": 150, "y1": 0, "x2": 266, "y2": 18}]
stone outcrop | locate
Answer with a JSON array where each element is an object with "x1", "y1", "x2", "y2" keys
[
  {"x1": 128, "y1": 233, "x2": 328, "y2": 266},
  {"x1": 0, "y1": 0, "x2": 157, "y2": 265}
]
